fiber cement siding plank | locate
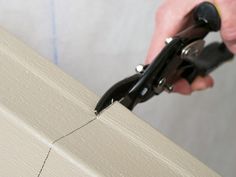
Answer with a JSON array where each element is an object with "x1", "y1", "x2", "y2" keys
[{"x1": 0, "y1": 27, "x2": 221, "y2": 177}]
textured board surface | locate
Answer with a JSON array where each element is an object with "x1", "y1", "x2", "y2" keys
[{"x1": 0, "y1": 28, "x2": 220, "y2": 176}]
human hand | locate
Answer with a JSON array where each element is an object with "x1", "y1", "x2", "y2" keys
[{"x1": 146, "y1": 0, "x2": 236, "y2": 95}]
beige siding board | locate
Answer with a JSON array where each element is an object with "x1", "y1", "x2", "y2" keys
[
  {"x1": 0, "y1": 27, "x2": 96, "y2": 176},
  {"x1": 0, "y1": 107, "x2": 48, "y2": 177},
  {"x1": 99, "y1": 103, "x2": 221, "y2": 177},
  {"x1": 41, "y1": 119, "x2": 176, "y2": 177},
  {"x1": 0, "y1": 27, "x2": 221, "y2": 176},
  {"x1": 39, "y1": 148, "x2": 92, "y2": 177},
  {"x1": 40, "y1": 103, "x2": 220, "y2": 177},
  {"x1": 0, "y1": 27, "x2": 97, "y2": 143}
]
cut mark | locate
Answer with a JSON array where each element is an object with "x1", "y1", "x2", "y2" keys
[
  {"x1": 37, "y1": 118, "x2": 97, "y2": 176},
  {"x1": 37, "y1": 148, "x2": 52, "y2": 177},
  {"x1": 52, "y1": 118, "x2": 97, "y2": 144}
]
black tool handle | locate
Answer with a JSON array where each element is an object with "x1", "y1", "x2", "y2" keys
[
  {"x1": 176, "y1": 2, "x2": 221, "y2": 41},
  {"x1": 182, "y1": 43, "x2": 234, "y2": 83},
  {"x1": 193, "y1": 1, "x2": 221, "y2": 31},
  {"x1": 181, "y1": 2, "x2": 234, "y2": 83}
]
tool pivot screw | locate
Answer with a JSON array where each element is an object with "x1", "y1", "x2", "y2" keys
[
  {"x1": 135, "y1": 64, "x2": 145, "y2": 73},
  {"x1": 165, "y1": 37, "x2": 173, "y2": 44}
]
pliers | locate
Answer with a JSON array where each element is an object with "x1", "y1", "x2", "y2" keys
[{"x1": 95, "y1": 2, "x2": 234, "y2": 115}]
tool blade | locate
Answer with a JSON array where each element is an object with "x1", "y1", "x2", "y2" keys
[{"x1": 95, "y1": 74, "x2": 140, "y2": 114}]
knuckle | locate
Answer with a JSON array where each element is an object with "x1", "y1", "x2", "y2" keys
[
  {"x1": 221, "y1": 22, "x2": 236, "y2": 42},
  {"x1": 221, "y1": 21, "x2": 236, "y2": 54}
]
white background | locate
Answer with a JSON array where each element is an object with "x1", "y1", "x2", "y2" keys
[{"x1": 0, "y1": 0, "x2": 235, "y2": 176}]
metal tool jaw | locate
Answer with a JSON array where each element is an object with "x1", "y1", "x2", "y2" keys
[{"x1": 95, "y1": 2, "x2": 234, "y2": 115}]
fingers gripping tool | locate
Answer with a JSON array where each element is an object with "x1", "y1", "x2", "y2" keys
[{"x1": 95, "y1": 2, "x2": 234, "y2": 115}]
